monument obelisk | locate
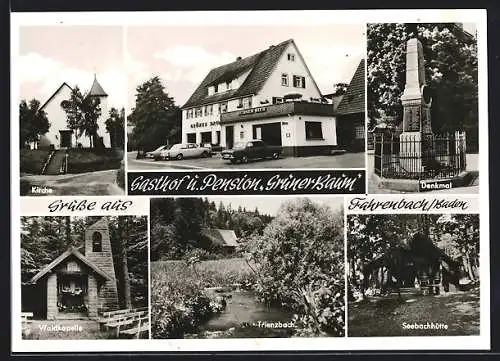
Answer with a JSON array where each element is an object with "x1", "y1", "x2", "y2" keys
[{"x1": 399, "y1": 24, "x2": 433, "y2": 173}]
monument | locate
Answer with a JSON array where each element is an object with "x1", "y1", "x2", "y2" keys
[
  {"x1": 372, "y1": 24, "x2": 469, "y2": 192},
  {"x1": 399, "y1": 25, "x2": 434, "y2": 173}
]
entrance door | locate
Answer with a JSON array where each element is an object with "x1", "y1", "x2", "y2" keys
[
  {"x1": 252, "y1": 122, "x2": 282, "y2": 146},
  {"x1": 59, "y1": 130, "x2": 73, "y2": 148},
  {"x1": 225, "y1": 126, "x2": 234, "y2": 149}
]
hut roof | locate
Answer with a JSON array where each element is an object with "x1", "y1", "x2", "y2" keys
[
  {"x1": 28, "y1": 246, "x2": 114, "y2": 284},
  {"x1": 201, "y1": 228, "x2": 239, "y2": 247}
]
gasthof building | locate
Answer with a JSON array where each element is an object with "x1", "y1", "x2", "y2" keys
[{"x1": 181, "y1": 39, "x2": 365, "y2": 157}]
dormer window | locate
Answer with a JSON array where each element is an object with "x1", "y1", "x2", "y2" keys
[
  {"x1": 227, "y1": 81, "x2": 232, "y2": 90},
  {"x1": 214, "y1": 84, "x2": 219, "y2": 93},
  {"x1": 287, "y1": 53, "x2": 295, "y2": 61},
  {"x1": 281, "y1": 73, "x2": 289, "y2": 86},
  {"x1": 92, "y1": 231, "x2": 102, "y2": 252}
]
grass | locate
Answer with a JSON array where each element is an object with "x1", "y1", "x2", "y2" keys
[
  {"x1": 348, "y1": 286, "x2": 480, "y2": 337},
  {"x1": 20, "y1": 149, "x2": 51, "y2": 174},
  {"x1": 67, "y1": 148, "x2": 124, "y2": 173},
  {"x1": 152, "y1": 258, "x2": 256, "y2": 289}
]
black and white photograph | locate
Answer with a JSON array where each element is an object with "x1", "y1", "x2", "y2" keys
[
  {"x1": 150, "y1": 196, "x2": 345, "y2": 338},
  {"x1": 20, "y1": 216, "x2": 149, "y2": 339},
  {"x1": 18, "y1": 26, "x2": 126, "y2": 196},
  {"x1": 126, "y1": 25, "x2": 366, "y2": 170},
  {"x1": 347, "y1": 213, "x2": 480, "y2": 337},
  {"x1": 367, "y1": 23, "x2": 479, "y2": 193}
]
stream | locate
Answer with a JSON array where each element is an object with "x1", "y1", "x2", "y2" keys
[{"x1": 198, "y1": 289, "x2": 296, "y2": 338}]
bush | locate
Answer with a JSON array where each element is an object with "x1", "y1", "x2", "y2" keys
[
  {"x1": 67, "y1": 148, "x2": 124, "y2": 173},
  {"x1": 20, "y1": 149, "x2": 51, "y2": 174},
  {"x1": 248, "y1": 198, "x2": 345, "y2": 336},
  {"x1": 116, "y1": 161, "x2": 125, "y2": 189}
]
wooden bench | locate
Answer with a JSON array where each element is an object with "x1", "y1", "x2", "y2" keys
[{"x1": 100, "y1": 308, "x2": 149, "y2": 338}]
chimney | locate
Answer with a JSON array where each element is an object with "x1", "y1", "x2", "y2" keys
[{"x1": 236, "y1": 56, "x2": 242, "y2": 61}]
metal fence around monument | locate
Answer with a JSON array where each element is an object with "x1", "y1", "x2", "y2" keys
[{"x1": 374, "y1": 132, "x2": 467, "y2": 180}]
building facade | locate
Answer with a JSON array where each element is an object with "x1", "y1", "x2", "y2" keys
[
  {"x1": 38, "y1": 75, "x2": 111, "y2": 149},
  {"x1": 181, "y1": 39, "x2": 361, "y2": 157},
  {"x1": 25, "y1": 218, "x2": 118, "y2": 320}
]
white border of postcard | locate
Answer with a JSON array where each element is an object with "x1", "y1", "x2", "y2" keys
[{"x1": 11, "y1": 9, "x2": 489, "y2": 352}]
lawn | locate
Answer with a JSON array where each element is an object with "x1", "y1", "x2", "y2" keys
[
  {"x1": 67, "y1": 148, "x2": 124, "y2": 173},
  {"x1": 20, "y1": 149, "x2": 51, "y2": 174},
  {"x1": 348, "y1": 286, "x2": 480, "y2": 336},
  {"x1": 152, "y1": 258, "x2": 256, "y2": 289}
]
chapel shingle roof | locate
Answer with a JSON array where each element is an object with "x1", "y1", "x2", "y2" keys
[
  {"x1": 182, "y1": 39, "x2": 293, "y2": 108},
  {"x1": 335, "y1": 59, "x2": 365, "y2": 116}
]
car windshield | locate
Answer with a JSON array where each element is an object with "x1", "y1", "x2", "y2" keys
[{"x1": 233, "y1": 142, "x2": 246, "y2": 149}]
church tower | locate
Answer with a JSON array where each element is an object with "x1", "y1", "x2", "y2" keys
[
  {"x1": 85, "y1": 217, "x2": 118, "y2": 313},
  {"x1": 87, "y1": 74, "x2": 110, "y2": 148}
]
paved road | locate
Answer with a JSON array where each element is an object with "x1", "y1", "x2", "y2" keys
[
  {"x1": 21, "y1": 169, "x2": 124, "y2": 196},
  {"x1": 127, "y1": 151, "x2": 366, "y2": 171}
]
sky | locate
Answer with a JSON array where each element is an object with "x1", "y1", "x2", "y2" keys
[
  {"x1": 18, "y1": 26, "x2": 125, "y2": 109},
  {"x1": 203, "y1": 196, "x2": 344, "y2": 217},
  {"x1": 126, "y1": 24, "x2": 365, "y2": 109}
]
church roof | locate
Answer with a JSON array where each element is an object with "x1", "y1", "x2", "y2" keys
[
  {"x1": 28, "y1": 246, "x2": 114, "y2": 284},
  {"x1": 183, "y1": 39, "x2": 321, "y2": 108},
  {"x1": 39, "y1": 82, "x2": 73, "y2": 112},
  {"x1": 335, "y1": 59, "x2": 365, "y2": 116},
  {"x1": 201, "y1": 228, "x2": 239, "y2": 247},
  {"x1": 87, "y1": 75, "x2": 108, "y2": 97}
]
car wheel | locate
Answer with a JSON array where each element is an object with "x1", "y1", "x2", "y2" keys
[
  {"x1": 230, "y1": 159, "x2": 237, "y2": 164},
  {"x1": 241, "y1": 155, "x2": 248, "y2": 163},
  {"x1": 176, "y1": 154, "x2": 183, "y2": 160},
  {"x1": 201, "y1": 151, "x2": 208, "y2": 158},
  {"x1": 272, "y1": 152, "x2": 279, "y2": 160}
]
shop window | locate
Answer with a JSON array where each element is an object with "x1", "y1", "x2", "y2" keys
[
  {"x1": 305, "y1": 122, "x2": 323, "y2": 140},
  {"x1": 354, "y1": 125, "x2": 365, "y2": 139},
  {"x1": 281, "y1": 73, "x2": 289, "y2": 86},
  {"x1": 92, "y1": 232, "x2": 102, "y2": 252},
  {"x1": 187, "y1": 133, "x2": 196, "y2": 143},
  {"x1": 293, "y1": 75, "x2": 306, "y2": 88}
]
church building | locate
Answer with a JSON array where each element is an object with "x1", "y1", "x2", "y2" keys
[
  {"x1": 181, "y1": 39, "x2": 363, "y2": 157},
  {"x1": 37, "y1": 75, "x2": 111, "y2": 149}
]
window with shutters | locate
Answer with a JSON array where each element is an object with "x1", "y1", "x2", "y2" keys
[{"x1": 293, "y1": 75, "x2": 306, "y2": 88}]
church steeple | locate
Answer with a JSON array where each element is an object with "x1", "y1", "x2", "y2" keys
[{"x1": 88, "y1": 73, "x2": 108, "y2": 98}]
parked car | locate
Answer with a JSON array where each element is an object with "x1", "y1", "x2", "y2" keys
[
  {"x1": 145, "y1": 145, "x2": 171, "y2": 160},
  {"x1": 221, "y1": 140, "x2": 282, "y2": 164},
  {"x1": 160, "y1": 143, "x2": 212, "y2": 160}
]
